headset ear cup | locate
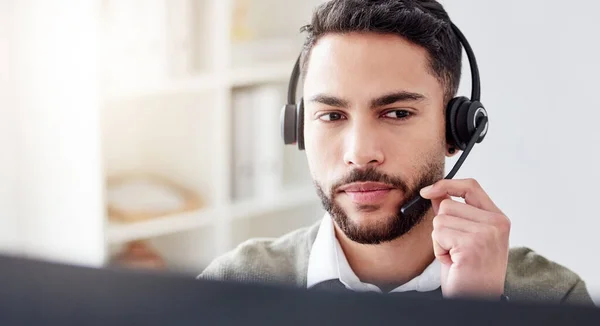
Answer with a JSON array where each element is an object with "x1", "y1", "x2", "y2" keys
[
  {"x1": 446, "y1": 96, "x2": 467, "y2": 150},
  {"x1": 466, "y1": 101, "x2": 488, "y2": 143},
  {"x1": 297, "y1": 99, "x2": 305, "y2": 150},
  {"x1": 281, "y1": 103, "x2": 297, "y2": 145},
  {"x1": 455, "y1": 99, "x2": 473, "y2": 150}
]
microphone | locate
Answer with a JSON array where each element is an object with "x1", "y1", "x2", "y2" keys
[{"x1": 400, "y1": 116, "x2": 489, "y2": 217}]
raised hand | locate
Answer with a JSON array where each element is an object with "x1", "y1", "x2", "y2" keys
[{"x1": 420, "y1": 178, "x2": 511, "y2": 300}]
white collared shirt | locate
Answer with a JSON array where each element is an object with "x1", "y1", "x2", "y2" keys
[{"x1": 306, "y1": 213, "x2": 441, "y2": 293}]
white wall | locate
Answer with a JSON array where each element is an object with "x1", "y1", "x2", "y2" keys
[
  {"x1": 438, "y1": 0, "x2": 600, "y2": 303},
  {"x1": 0, "y1": 0, "x2": 106, "y2": 267},
  {"x1": 0, "y1": 0, "x2": 21, "y2": 256}
]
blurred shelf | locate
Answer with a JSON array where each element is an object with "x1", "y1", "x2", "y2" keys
[
  {"x1": 103, "y1": 73, "x2": 223, "y2": 101},
  {"x1": 227, "y1": 59, "x2": 296, "y2": 87},
  {"x1": 106, "y1": 207, "x2": 216, "y2": 244},
  {"x1": 106, "y1": 185, "x2": 317, "y2": 244}
]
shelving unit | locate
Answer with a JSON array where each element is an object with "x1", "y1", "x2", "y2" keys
[
  {"x1": 99, "y1": 0, "x2": 326, "y2": 274},
  {"x1": 106, "y1": 185, "x2": 317, "y2": 245}
]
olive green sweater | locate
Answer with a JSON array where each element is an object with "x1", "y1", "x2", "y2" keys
[{"x1": 199, "y1": 220, "x2": 594, "y2": 305}]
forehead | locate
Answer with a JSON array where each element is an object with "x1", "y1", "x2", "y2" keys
[{"x1": 303, "y1": 32, "x2": 442, "y2": 101}]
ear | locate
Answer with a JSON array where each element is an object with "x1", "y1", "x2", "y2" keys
[{"x1": 446, "y1": 145, "x2": 459, "y2": 157}]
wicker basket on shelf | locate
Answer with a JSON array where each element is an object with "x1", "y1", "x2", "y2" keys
[{"x1": 106, "y1": 173, "x2": 204, "y2": 223}]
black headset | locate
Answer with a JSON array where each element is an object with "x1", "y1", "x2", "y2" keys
[{"x1": 280, "y1": 21, "x2": 489, "y2": 217}]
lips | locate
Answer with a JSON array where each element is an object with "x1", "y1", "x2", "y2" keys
[{"x1": 338, "y1": 182, "x2": 393, "y2": 204}]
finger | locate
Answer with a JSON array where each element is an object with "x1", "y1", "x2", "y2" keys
[
  {"x1": 433, "y1": 214, "x2": 481, "y2": 233},
  {"x1": 432, "y1": 227, "x2": 467, "y2": 251},
  {"x1": 437, "y1": 198, "x2": 492, "y2": 223},
  {"x1": 430, "y1": 194, "x2": 451, "y2": 215},
  {"x1": 432, "y1": 228, "x2": 466, "y2": 265},
  {"x1": 432, "y1": 237, "x2": 451, "y2": 266},
  {"x1": 420, "y1": 178, "x2": 500, "y2": 212}
]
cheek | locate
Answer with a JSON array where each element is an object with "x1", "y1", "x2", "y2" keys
[
  {"x1": 304, "y1": 124, "x2": 321, "y2": 174},
  {"x1": 304, "y1": 123, "x2": 342, "y2": 181},
  {"x1": 387, "y1": 121, "x2": 446, "y2": 169}
]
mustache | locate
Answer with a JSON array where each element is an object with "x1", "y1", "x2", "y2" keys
[{"x1": 331, "y1": 167, "x2": 409, "y2": 194}]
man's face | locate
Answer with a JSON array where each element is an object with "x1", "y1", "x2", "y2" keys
[{"x1": 303, "y1": 32, "x2": 449, "y2": 244}]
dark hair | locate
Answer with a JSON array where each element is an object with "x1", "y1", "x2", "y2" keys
[{"x1": 299, "y1": 0, "x2": 462, "y2": 103}]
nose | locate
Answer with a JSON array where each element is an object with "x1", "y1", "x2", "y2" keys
[{"x1": 342, "y1": 120, "x2": 384, "y2": 168}]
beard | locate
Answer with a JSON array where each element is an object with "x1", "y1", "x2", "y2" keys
[{"x1": 315, "y1": 161, "x2": 444, "y2": 245}]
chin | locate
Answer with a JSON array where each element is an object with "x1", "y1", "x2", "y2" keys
[
  {"x1": 337, "y1": 211, "x2": 402, "y2": 245},
  {"x1": 329, "y1": 197, "x2": 425, "y2": 245}
]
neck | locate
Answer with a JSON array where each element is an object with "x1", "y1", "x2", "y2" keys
[{"x1": 333, "y1": 211, "x2": 436, "y2": 292}]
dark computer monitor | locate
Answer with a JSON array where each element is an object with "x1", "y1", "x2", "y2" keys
[{"x1": 1, "y1": 254, "x2": 599, "y2": 326}]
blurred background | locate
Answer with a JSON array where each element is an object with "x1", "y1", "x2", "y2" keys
[{"x1": 0, "y1": 0, "x2": 598, "y2": 304}]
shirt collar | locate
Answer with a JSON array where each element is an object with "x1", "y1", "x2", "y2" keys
[
  {"x1": 307, "y1": 213, "x2": 441, "y2": 293},
  {"x1": 306, "y1": 213, "x2": 339, "y2": 288}
]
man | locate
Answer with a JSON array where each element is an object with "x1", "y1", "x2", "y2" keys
[{"x1": 200, "y1": 0, "x2": 593, "y2": 304}]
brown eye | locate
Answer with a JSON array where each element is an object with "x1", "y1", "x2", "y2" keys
[
  {"x1": 383, "y1": 110, "x2": 411, "y2": 120},
  {"x1": 319, "y1": 112, "x2": 345, "y2": 121}
]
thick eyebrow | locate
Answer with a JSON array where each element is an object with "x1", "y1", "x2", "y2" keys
[
  {"x1": 308, "y1": 91, "x2": 426, "y2": 109},
  {"x1": 308, "y1": 94, "x2": 350, "y2": 108},
  {"x1": 370, "y1": 91, "x2": 426, "y2": 108}
]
